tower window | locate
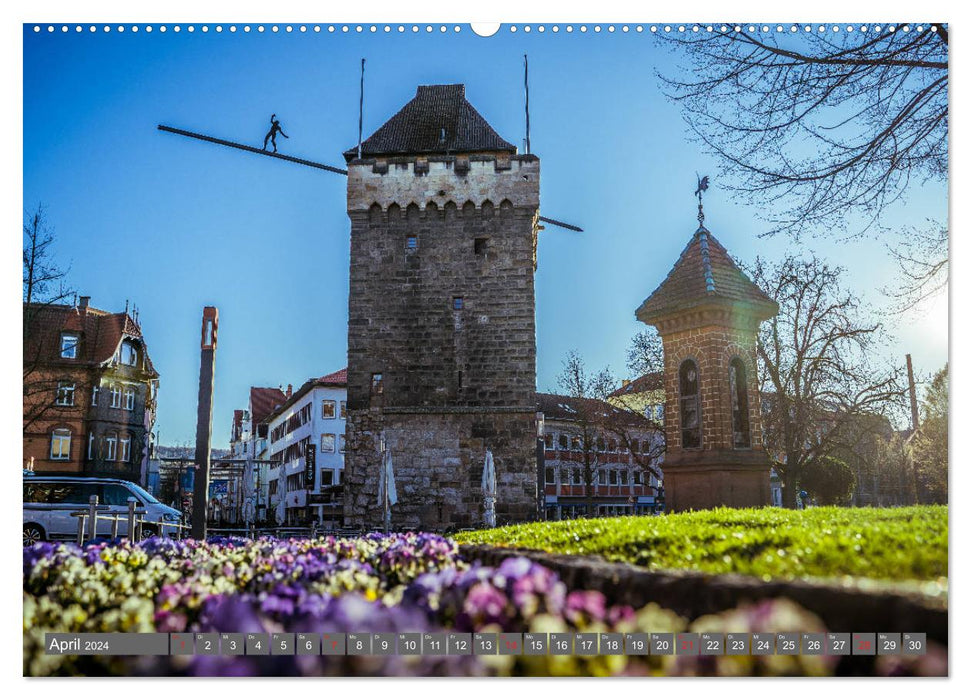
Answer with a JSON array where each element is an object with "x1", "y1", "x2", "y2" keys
[
  {"x1": 679, "y1": 359, "x2": 702, "y2": 449},
  {"x1": 729, "y1": 357, "x2": 752, "y2": 448},
  {"x1": 50, "y1": 428, "x2": 71, "y2": 460},
  {"x1": 370, "y1": 373, "x2": 384, "y2": 396},
  {"x1": 406, "y1": 235, "x2": 418, "y2": 250},
  {"x1": 474, "y1": 237, "x2": 488, "y2": 255},
  {"x1": 452, "y1": 297, "x2": 464, "y2": 311}
]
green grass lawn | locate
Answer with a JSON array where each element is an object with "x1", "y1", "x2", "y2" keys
[{"x1": 456, "y1": 506, "x2": 948, "y2": 583}]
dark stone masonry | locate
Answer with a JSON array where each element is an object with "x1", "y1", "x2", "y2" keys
[{"x1": 342, "y1": 85, "x2": 540, "y2": 530}]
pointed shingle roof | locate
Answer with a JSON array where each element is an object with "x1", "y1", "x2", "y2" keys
[
  {"x1": 636, "y1": 225, "x2": 778, "y2": 325},
  {"x1": 344, "y1": 84, "x2": 516, "y2": 161}
]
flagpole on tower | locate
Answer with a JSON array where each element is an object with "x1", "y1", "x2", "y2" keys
[{"x1": 357, "y1": 58, "x2": 366, "y2": 160}]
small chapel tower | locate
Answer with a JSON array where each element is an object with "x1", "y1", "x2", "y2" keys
[{"x1": 636, "y1": 184, "x2": 778, "y2": 512}]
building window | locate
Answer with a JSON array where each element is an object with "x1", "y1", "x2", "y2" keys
[
  {"x1": 406, "y1": 235, "x2": 418, "y2": 250},
  {"x1": 545, "y1": 467, "x2": 555, "y2": 484},
  {"x1": 91, "y1": 385, "x2": 99, "y2": 406},
  {"x1": 619, "y1": 471, "x2": 628, "y2": 486},
  {"x1": 729, "y1": 357, "x2": 752, "y2": 448},
  {"x1": 322, "y1": 400, "x2": 336, "y2": 419},
  {"x1": 110, "y1": 384, "x2": 122, "y2": 408},
  {"x1": 452, "y1": 296, "x2": 464, "y2": 311},
  {"x1": 320, "y1": 470, "x2": 335, "y2": 487},
  {"x1": 630, "y1": 438, "x2": 640, "y2": 453},
  {"x1": 120, "y1": 435, "x2": 131, "y2": 462},
  {"x1": 50, "y1": 429, "x2": 71, "y2": 460},
  {"x1": 474, "y1": 237, "x2": 488, "y2": 255},
  {"x1": 105, "y1": 432, "x2": 118, "y2": 461},
  {"x1": 558, "y1": 434, "x2": 569, "y2": 450},
  {"x1": 339, "y1": 400, "x2": 347, "y2": 419},
  {"x1": 609, "y1": 470, "x2": 618, "y2": 485},
  {"x1": 120, "y1": 340, "x2": 138, "y2": 366},
  {"x1": 572, "y1": 436, "x2": 583, "y2": 451},
  {"x1": 124, "y1": 387, "x2": 136, "y2": 411},
  {"x1": 596, "y1": 436, "x2": 606, "y2": 452},
  {"x1": 339, "y1": 435, "x2": 346, "y2": 453},
  {"x1": 370, "y1": 373, "x2": 384, "y2": 398},
  {"x1": 55, "y1": 381, "x2": 75, "y2": 406},
  {"x1": 544, "y1": 433, "x2": 553, "y2": 449},
  {"x1": 60, "y1": 333, "x2": 79, "y2": 359},
  {"x1": 679, "y1": 359, "x2": 702, "y2": 449},
  {"x1": 320, "y1": 434, "x2": 336, "y2": 453}
]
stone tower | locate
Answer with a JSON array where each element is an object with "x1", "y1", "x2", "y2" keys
[
  {"x1": 635, "y1": 203, "x2": 778, "y2": 512},
  {"x1": 342, "y1": 84, "x2": 540, "y2": 530}
]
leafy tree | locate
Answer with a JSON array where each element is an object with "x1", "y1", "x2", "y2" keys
[
  {"x1": 800, "y1": 456, "x2": 856, "y2": 506},
  {"x1": 752, "y1": 255, "x2": 906, "y2": 507},
  {"x1": 660, "y1": 25, "x2": 948, "y2": 310},
  {"x1": 910, "y1": 364, "x2": 948, "y2": 504}
]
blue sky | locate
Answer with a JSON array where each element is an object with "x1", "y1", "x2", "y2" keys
[{"x1": 23, "y1": 25, "x2": 948, "y2": 448}]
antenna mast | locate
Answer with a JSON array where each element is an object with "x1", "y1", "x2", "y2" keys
[
  {"x1": 523, "y1": 54, "x2": 531, "y2": 154},
  {"x1": 357, "y1": 58, "x2": 366, "y2": 159}
]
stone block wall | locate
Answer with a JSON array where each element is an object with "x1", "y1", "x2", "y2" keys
[
  {"x1": 343, "y1": 408, "x2": 538, "y2": 529},
  {"x1": 343, "y1": 154, "x2": 541, "y2": 529}
]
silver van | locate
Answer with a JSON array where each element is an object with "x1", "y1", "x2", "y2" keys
[{"x1": 23, "y1": 475, "x2": 183, "y2": 545}]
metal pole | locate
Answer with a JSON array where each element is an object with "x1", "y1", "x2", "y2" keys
[
  {"x1": 192, "y1": 307, "x2": 219, "y2": 540},
  {"x1": 87, "y1": 495, "x2": 98, "y2": 541},
  {"x1": 127, "y1": 497, "x2": 137, "y2": 538},
  {"x1": 523, "y1": 54, "x2": 531, "y2": 155},
  {"x1": 357, "y1": 58, "x2": 365, "y2": 159},
  {"x1": 76, "y1": 514, "x2": 85, "y2": 546}
]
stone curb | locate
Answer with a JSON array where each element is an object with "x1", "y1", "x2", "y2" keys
[{"x1": 458, "y1": 544, "x2": 947, "y2": 644}]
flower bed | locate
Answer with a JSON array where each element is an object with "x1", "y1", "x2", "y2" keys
[{"x1": 23, "y1": 533, "x2": 945, "y2": 677}]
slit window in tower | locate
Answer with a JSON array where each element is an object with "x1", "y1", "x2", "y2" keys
[
  {"x1": 729, "y1": 357, "x2": 752, "y2": 448},
  {"x1": 679, "y1": 359, "x2": 702, "y2": 449}
]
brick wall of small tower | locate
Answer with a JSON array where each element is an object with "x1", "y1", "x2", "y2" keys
[
  {"x1": 343, "y1": 155, "x2": 540, "y2": 529},
  {"x1": 660, "y1": 323, "x2": 765, "y2": 453}
]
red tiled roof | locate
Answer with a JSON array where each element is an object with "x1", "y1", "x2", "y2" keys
[
  {"x1": 23, "y1": 301, "x2": 158, "y2": 377},
  {"x1": 249, "y1": 386, "x2": 288, "y2": 426},
  {"x1": 344, "y1": 84, "x2": 516, "y2": 161},
  {"x1": 318, "y1": 367, "x2": 347, "y2": 386},
  {"x1": 636, "y1": 226, "x2": 778, "y2": 324},
  {"x1": 609, "y1": 372, "x2": 664, "y2": 399}
]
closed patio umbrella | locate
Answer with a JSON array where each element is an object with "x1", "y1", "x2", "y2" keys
[{"x1": 482, "y1": 449, "x2": 497, "y2": 528}]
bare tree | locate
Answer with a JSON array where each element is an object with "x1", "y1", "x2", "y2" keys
[
  {"x1": 23, "y1": 205, "x2": 75, "y2": 433},
  {"x1": 751, "y1": 255, "x2": 907, "y2": 507},
  {"x1": 660, "y1": 25, "x2": 948, "y2": 309},
  {"x1": 555, "y1": 351, "x2": 664, "y2": 515}
]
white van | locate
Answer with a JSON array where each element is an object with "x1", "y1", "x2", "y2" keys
[{"x1": 23, "y1": 475, "x2": 183, "y2": 545}]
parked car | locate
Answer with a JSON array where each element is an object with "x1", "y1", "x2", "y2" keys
[{"x1": 23, "y1": 475, "x2": 183, "y2": 545}]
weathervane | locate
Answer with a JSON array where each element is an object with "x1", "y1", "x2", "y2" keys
[{"x1": 694, "y1": 174, "x2": 709, "y2": 227}]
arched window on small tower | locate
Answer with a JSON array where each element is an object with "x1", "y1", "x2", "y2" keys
[
  {"x1": 679, "y1": 359, "x2": 701, "y2": 448},
  {"x1": 729, "y1": 357, "x2": 752, "y2": 448}
]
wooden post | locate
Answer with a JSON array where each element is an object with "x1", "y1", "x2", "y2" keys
[{"x1": 192, "y1": 306, "x2": 219, "y2": 540}]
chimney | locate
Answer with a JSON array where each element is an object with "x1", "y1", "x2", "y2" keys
[
  {"x1": 79, "y1": 296, "x2": 90, "y2": 312},
  {"x1": 286, "y1": 383, "x2": 293, "y2": 398}
]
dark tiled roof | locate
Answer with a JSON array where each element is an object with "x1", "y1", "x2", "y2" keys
[
  {"x1": 636, "y1": 226, "x2": 778, "y2": 323},
  {"x1": 344, "y1": 84, "x2": 516, "y2": 161},
  {"x1": 23, "y1": 301, "x2": 158, "y2": 377},
  {"x1": 609, "y1": 372, "x2": 664, "y2": 399},
  {"x1": 537, "y1": 392, "x2": 653, "y2": 429},
  {"x1": 249, "y1": 386, "x2": 288, "y2": 426}
]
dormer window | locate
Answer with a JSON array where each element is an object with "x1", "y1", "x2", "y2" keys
[
  {"x1": 60, "y1": 333, "x2": 79, "y2": 359},
  {"x1": 120, "y1": 340, "x2": 138, "y2": 366}
]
